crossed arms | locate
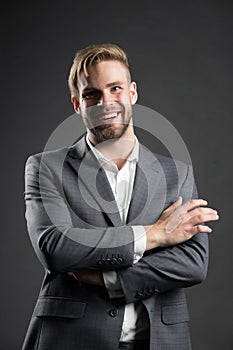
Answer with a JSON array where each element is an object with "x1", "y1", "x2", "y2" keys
[{"x1": 25, "y1": 153, "x2": 218, "y2": 303}]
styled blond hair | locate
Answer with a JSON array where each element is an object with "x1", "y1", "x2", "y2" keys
[{"x1": 68, "y1": 43, "x2": 131, "y2": 98}]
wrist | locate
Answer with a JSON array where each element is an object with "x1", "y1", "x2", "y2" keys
[{"x1": 144, "y1": 225, "x2": 161, "y2": 251}]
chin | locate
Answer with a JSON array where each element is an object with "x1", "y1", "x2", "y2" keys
[{"x1": 91, "y1": 124, "x2": 128, "y2": 143}]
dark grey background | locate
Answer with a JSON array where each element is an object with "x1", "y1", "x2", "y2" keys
[{"x1": 1, "y1": 1, "x2": 232, "y2": 349}]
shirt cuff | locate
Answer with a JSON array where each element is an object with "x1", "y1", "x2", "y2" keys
[
  {"x1": 132, "y1": 226, "x2": 146, "y2": 263},
  {"x1": 103, "y1": 271, "x2": 124, "y2": 298}
]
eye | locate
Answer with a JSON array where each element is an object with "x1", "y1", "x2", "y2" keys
[
  {"x1": 82, "y1": 90, "x2": 99, "y2": 100},
  {"x1": 111, "y1": 86, "x2": 122, "y2": 93}
]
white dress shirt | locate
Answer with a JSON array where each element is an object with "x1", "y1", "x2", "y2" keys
[{"x1": 86, "y1": 136, "x2": 149, "y2": 341}]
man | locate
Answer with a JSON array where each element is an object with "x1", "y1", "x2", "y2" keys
[{"x1": 22, "y1": 43, "x2": 219, "y2": 350}]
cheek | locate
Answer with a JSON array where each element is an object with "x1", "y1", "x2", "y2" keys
[
  {"x1": 84, "y1": 99, "x2": 99, "y2": 108},
  {"x1": 119, "y1": 92, "x2": 132, "y2": 104},
  {"x1": 79, "y1": 101, "x2": 91, "y2": 112}
]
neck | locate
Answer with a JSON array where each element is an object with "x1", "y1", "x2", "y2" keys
[{"x1": 87, "y1": 125, "x2": 136, "y2": 170}]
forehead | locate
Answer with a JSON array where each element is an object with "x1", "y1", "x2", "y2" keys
[{"x1": 78, "y1": 60, "x2": 130, "y2": 89}]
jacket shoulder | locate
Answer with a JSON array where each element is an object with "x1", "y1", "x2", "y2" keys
[
  {"x1": 25, "y1": 147, "x2": 70, "y2": 167},
  {"x1": 152, "y1": 152, "x2": 192, "y2": 181}
]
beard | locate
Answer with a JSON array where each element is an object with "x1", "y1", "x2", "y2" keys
[
  {"x1": 81, "y1": 103, "x2": 133, "y2": 144},
  {"x1": 89, "y1": 121, "x2": 130, "y2": 143}
]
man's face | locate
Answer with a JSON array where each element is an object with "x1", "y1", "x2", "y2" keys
[{"x1": 73, "y1": 60, "x2": 137, "y2": 144}]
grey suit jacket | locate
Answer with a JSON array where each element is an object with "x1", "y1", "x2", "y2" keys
[{"x1": 22, "y1": 135, "x2": 208, "y2": 350}]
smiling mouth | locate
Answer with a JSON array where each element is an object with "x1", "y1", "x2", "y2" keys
[{"x1": 100, "y1": 112, "x2": 120, "y2": 120}]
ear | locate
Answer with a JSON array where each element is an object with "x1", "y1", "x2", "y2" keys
[
  {"x1": 71, "y1": 96, "x2": 80, "y2": 113},
  {"x1": 129, "y1": 81, "x2": 138, "y2": 105}
]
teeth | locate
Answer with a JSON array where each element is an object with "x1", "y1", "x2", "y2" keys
[{"x1": 101, "y1": 113, "x2": 118, "y2": 120}]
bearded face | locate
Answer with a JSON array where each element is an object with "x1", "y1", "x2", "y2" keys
[
  {"x1": 81, "y1": 102, "x2": 133, "y2": 144},
  {"x1": 73, "y1": 60, "x2": 137, "y2": 145}
]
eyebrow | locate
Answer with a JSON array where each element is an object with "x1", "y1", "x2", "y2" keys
[
  {"x1": 82, "y1": 81, "x2": 125, "y2": 93},
  {"x1": 106, "y1": 80, "x2": 125, "y2": 87}
]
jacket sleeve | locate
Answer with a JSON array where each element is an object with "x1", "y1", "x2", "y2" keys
[
  {"x1": 117, "y1": 164, "x2": 209, "y2": 304},
  {"x1": 24, "y1": 154, "x2": 135, "y2": 273}
]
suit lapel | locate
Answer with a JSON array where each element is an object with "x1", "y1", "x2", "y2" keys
[
  {"x1": 127, "y1": 144, "x2": 164, "y2": 224},
  {"x1": 66, "y1": 136, "x2": 165, "y2": 227},
  {"x1": 66, "y1": 136, "x2": 122, "y2": 227}
]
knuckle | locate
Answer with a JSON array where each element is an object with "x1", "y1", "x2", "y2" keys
[
  {"x1": 184, "y1": 226, "x2": 192, "y2": 236},
  {"x1": 198, "y1": 214, "x2": 205, "y2": 222},
  {"x1": 196, "y1": 225, "x2": 202, "y2": 232}
]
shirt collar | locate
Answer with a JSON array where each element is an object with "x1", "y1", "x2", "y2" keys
[{"x1": 86, "y1": 134, "x2": 139, "y2": 171}]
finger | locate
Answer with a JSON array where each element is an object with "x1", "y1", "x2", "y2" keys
[
  {"x1": 191, "y1": 207, "x2": 218, "y2": 215},
  {"x1": 187, "y1": 199, "x2": 208, "y2": 212},
  {"x1": 190, "y1": 224, "x2": 213, "y2": 234},
  {"x1": 171, "y1": 199, "x2": 208, "y2": 220},
  {"x1": 185, "y1": 207, "x2": 218, "y2": 221},
  {"x1": 189, "y1": 212, "x2": 219, "y2": 226}
]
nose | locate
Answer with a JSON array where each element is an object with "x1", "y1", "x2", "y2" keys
[{"x1": 97, "y1": 91, "x2": 113, "y2": 107}]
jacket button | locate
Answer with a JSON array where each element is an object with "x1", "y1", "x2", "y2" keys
[
  {"x1": 135, "y1": 291, "x2": 144, "y2": 300},
  {"x1": 109, "y1": 308, "x2": 118, "y2": 317},
  {"x1": 110, "y1": 257, "x2": 118, "y2": 264},
  {"x1": 144, "y1": 290, "x2": 151, "y2": 296}
]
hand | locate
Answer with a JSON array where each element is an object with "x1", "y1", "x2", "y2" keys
[
  {"x1": 145, "y1": 197, "x2": 219, "y2": 250},
  {"x1": 68, "y1": 269, "x2": 104, "y2": 286}
]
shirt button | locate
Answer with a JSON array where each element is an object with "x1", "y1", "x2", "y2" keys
[{"x1": 109, "y1": 308, "x2": 118, "y2": 317}]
